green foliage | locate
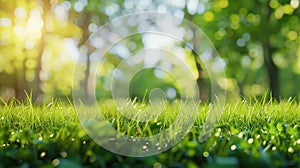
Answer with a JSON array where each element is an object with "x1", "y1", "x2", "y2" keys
[
  {"x1": 0, "y1": 99, "x2": 300, "y2": 167},
  {"x1": 190, "y1": 0, "x2": 300, "y2": 98},
  {"x1": 1, "y1": 0, "x2": 300, "y2": 101},
  {"x1": 129, "y1": 68, "x2": 180, "y2": 101}
]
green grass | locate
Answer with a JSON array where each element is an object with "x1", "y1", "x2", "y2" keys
[{"x1": 0, "y1": 97, "x2": 300, "y2": 167}]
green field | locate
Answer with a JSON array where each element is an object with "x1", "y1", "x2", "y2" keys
[{"x1": 0, "y1": 98, "x2": 300, "y2": 167}]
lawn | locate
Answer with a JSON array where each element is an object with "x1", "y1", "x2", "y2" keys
[{"x1": 0, "y1": 97, "x2": 300, "y2": 167}]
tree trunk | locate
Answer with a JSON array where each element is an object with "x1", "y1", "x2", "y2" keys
[
  {"x1": 184, "y1": 11, "x2": 209, "y2": 102},
  {"x1": 33, "y1": 0, "x2": 50, "y2": 102},
  {"x1": 191, "y1": 29, "x2": 209, "y2": 102},
  {"x1": 78, "y1": 13, "x2": 93, "y2": 103},
  {"x1": 15, "y1": 56, "x2": 27, "y2": 100},
  {"x1": 263, "y1": 43, "x2": 279, "y2": 100},
  {"x1": 262, "y1": 2, "x2": 280, "y2": 100},
  {"x1": 84, "y1": 51, "x2": 92, "y2": 102}
]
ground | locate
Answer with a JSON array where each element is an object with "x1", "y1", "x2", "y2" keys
[{"x1": 0, "y1": 98, "x2": 299, "y2": 167}]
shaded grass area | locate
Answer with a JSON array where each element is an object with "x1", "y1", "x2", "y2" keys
[{"x1": 0, "y1": 98, "x2": 300, "y2": 167}]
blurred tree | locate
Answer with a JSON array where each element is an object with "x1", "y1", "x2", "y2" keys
[
  {"x1": 186, "y1": 0, "x2": 300, "y2": 100},
  {"x1": 1, "y1": 0, "x2": 300, "y2": 101},
  {"x1": 0, "y1": 0, "x2": 81, "y2": 101}
]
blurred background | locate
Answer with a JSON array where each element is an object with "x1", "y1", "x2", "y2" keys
[{"x1": 0, "y1": 0, "x2": 299, "y2": 102}]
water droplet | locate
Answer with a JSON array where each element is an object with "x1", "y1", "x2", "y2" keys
[
  {"x1": 40, "y1": 152, "x2": 46, "y2": 158},
  {"x1": 109, "y1": 137, "x2": 117, "y2": 142},
  {"x1": 263, "y1": 140, "x2": 266, "y2": 146},
  {"x1": 153, "y1": 162, "x2": 162, "y2": 168},
  {"x1": 248, "y1": 138, "x2": 254, "y2": 144},
  {"x1": 297, "y1": 139, "x2": 300, "y2": 144},
  {"x1": 288, "y1": 147, "x2": 294, "y2": 153},
  {"x1": 203, "y1": 151, "x2": 209, "y2": 157},
  {"x1": 231, "y1": 145, "x2": 237, "y2": 150},
  {"x1": 142, "y1": 145, "x2": 148, "y2": 150},
  {"x1": 164, "y1": 143, "x2": 168, "y2": 148},
  {"x1": 49, "y1": 134, "x2": 54, "y2": 138},
  {"x1": 60, "y1": 151, "x2": 68, "y2": 158},
  {"x1": 52, "y1": 158, "x2": 60, "y2": 166},
  {"x1": 272, "y1": 146, "x2": 276, "y2": 151}
]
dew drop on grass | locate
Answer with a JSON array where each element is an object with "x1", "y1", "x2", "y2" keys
[
  {"x1": 272, "y1": 146, "x2": 276, "y2": 151},
  {"x1": 142, "y1": 145, "x2": 149, "y2": 152},
  {"x1": 294, "y1": 125, "x2": 298, "y2": 129},
  {"x1": 288, "y1": 147, "x2": 294, "y2": 153},
  {"x1": 109, "y1": 137, "x2": 117, "y2": 142},
  {"x1": 1, "y1": 116, "x2": 4, "y2": 120},
  {"x1": 231, "y1": 145, "x2": 237, "y2": 150},
  {"x1": 40, "y1": 152, "x2": 46, "y2": 158},
  {"x1": 203, "y1": 151, "x2": 209, "y2": 157},
  {"x1": 52, "y1": 159, "x2": 60, "y2": 166},
  {"x1": 60, "y1": 151, "x2": 68, "y2": 158},
  {"x1": 153, "y1": 162, "x2": 162, "y2": 168},
  {"x1": 164, "y1": 143, "x2": 168, "y2": 148},
  {"x1": 83, "y1": 141, "x2": 86, "y2": 144},
  {"x1": 39, "y1": 137, "x2": 43, "y2": 141},
  {"x1": 49, "y1": 134, "x2": 54, "y2": 138},
  {"x1": 297, "y1": 139, "x2": 300, "y2": 144},
  {"x1": 248, "y1": 138, "x2": 254, "y2": 144}
]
